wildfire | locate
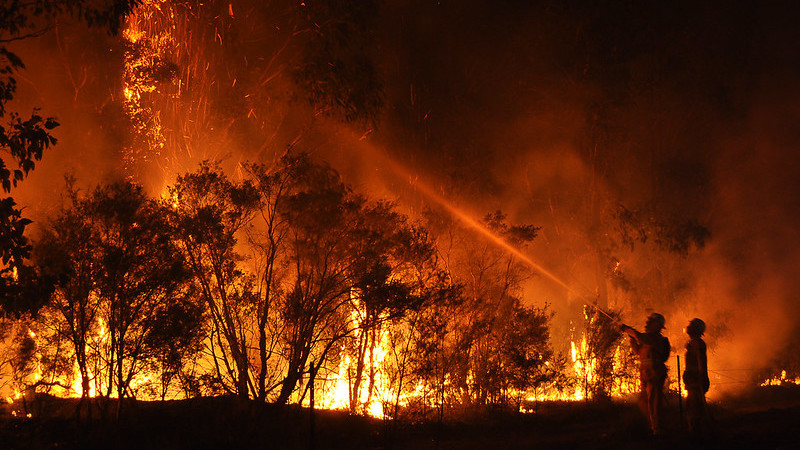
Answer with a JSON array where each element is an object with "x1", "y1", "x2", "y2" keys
[
  {"x1": 313, "y1": 298, "x2": 395, "y2": 418},
  {"x1": 2, "y1": 0, "x2": 777, "y2": 425},
  {"x1": 118, "y1": 0, "x2": 259, "y2": 188},
  {"x1": 121, "y1": 0, "x2": 173, "y2": 178},
  {"x1": 570, "y1": 335, "x2": 595, "y2": 401},
  {"x1": 318, "y1": 349, "x2": 391, "y2": 418},
  {"x1": 761, "y1": 370, "x2": 800, "y2": 387},
  {"x1": 122, "y1": 28, "x2": 147, "y2": 44},
  {"x1": 521, "y1": 330, "x2": 639, "y2": 409}
]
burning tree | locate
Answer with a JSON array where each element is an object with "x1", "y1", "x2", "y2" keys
[
  {"x1": 409, "y1": 208, "x2": 559, "y2": 414},
  {"x1": 118, "y1": 0, "x2": 384, "y2": 187},
  {"x1": 319, "y1": 199, "x2": 444, "y2": 416},
  {"x1": 138, "y1": 285, "x2": 206, "y2": 401},
  {"x1": 0, "y1": 152, "x2": 654, "y2": 418},
  {"x1": 0, "y1": 315, "x2": 37, "y2": 404},
  {"x1": 579, "y1": 305, "x2": 627, "y2": 401},
  {"x1": 497, "y1": 303, "x2": 557, "y2": 407},
  {"x1": 0, "y1": 1, "x2": 142, "y2": 409},
  {"x1": 167, "y1": 162, "x2": 259, "y2": 400},
  {"x1": 406, "y1": 282, "x2": 464, "y2": 421},
  {"x1": 165, "y1": 153, "x2": 442, "y2": 410},
  {"x1": 34, "y1": 180, "x2": 196, "y2": 417},
  {"x1": 34, "y1": 194, "x2": 100, "y2": 418},
  {"x1": 381, "y1": 269, "x2": 459, "y2": 420},
  {"x1": 255, "y1": 153, "x2": 438, "y2": 408}
]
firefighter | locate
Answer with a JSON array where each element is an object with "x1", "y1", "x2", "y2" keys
[
  {"x1": 620, "y1": 312, "x2": 671, "y2": 435},
  {"x1": 683, "y1": 318, "x2": 710, "y2": 434}
]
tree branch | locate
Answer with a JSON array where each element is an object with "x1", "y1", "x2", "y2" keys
[{"x1": 0, "y1": 26, "x2": 53, "y2": 43}]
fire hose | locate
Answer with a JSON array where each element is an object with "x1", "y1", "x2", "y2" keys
[{"x1": 584, "y1": 302, "x2": 618, "y2": 322}]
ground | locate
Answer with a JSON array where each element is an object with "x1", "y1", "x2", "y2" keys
[{"x1": 2, "y1": 386, "x2": 799, "y2": 449}]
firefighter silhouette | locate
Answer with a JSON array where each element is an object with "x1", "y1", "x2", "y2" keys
[
  {"x1": 621, "y1": 312, "x2": 671, "y2": 435},
  {"x1": 683, "y1": 318, "x2": 710, "y2": 434}
]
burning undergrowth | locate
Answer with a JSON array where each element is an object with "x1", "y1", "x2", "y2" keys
[
  {"x1": 4, "y1": 153, "x2": 790, "y2": 421},
  {"x1": 0, "y1": 154, "x2": 621, "y2": 418}
]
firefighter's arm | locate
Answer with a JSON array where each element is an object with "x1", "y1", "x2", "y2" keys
[
  {"x1": 620, "y1": 325, "x2": 641, "y2": 350},
  {"x1": 620, "y1": 324, "x2": 638, "y2": 339}
]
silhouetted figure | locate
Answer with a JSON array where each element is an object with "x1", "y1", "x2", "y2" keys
[
  {"x1": 683, "y1": 318, "x2": 710, "y2": 434},
  {"x1": 621, "y1": 312, "x2": 671, "y2": 435}
]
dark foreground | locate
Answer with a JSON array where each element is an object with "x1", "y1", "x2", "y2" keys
[{"x1": 2, "y1": 386, "x2": 800, "y2": 450}]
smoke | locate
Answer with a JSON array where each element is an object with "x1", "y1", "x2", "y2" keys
[
  {"x1": 696, "y1": 70, "x2": 800, "y2": 391},
  {"x1": 7, "y1": 0, "x2": 800, "y2": 394},
  {"x1": 9, "y1": 19, "x2": 125, "y2": 216},
  {"x1": 365, "y1": 0, "x2": 800, "y2": 393}
]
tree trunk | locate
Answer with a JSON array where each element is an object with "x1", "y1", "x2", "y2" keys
[
  {"x1": 257, "y1": 326, "x2": 268, "y2": 401},
  {"x1": 237, "y1": 341, "x2": 250, "y2": 400},
  {"x1": 275, "y1": 369, "x2": 301, "y2": 405},
  {"x1": 350, "y1": 326, "x2": 369, "y2": 414},
  {"x1": 309, "y1": 362, "x2": 316, "y2": 450}
]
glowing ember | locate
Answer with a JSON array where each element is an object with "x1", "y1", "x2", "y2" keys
[{"x1": 761, "y1": 370, "x2": 800, "y2": 387}]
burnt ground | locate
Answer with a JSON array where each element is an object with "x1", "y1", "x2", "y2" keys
[{"x1": 1, "y1": 385, "x2": 799, "y2": 450}]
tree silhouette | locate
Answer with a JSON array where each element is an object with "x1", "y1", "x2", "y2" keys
[
  {"x1": 168, "y1": 162, "x2": 259, "y2": 400},
  {"x1": 36, "y1": 180, "x2": 191, "y2": 418},
  {"x1": 266, "y1": 154, "x2": 435, "y2": 406}
]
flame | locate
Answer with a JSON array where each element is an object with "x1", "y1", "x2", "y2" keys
[
  {"x1": 0, "y1": 282, "x2": 643, "y2": 416},
  {"x1": 314, "y1": 299, "x2": 394, "y2": 417},
  {"x1": 121, "y1": 0, "x2": 173, "y2": 181},
  {"x1": 122, "y1": 28, "x2": 147, "y2": 44},
  {"x1": 520, "y1": 328, "x2": 640, "y2": 409},
  {"x1": 761, "y1": 370, "x2": 800, "y2": 386},
  {"x1": 571, "y1": 335, "x2": 595, "y2": 401}
]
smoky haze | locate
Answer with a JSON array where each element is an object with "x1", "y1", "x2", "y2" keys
[{"x1": 10, "y1": 0, "x2": 800, "y2": 394}]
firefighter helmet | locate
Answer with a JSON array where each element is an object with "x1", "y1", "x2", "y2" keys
[
  {"x1": 646, "y1": 312, "x2": 666, "y2": 330},
  {"x1": 687, "y1": 318, "x2": 706, "y2": 337}
]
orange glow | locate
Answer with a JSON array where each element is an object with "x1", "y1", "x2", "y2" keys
[
  {"x1": 4, "y1": 0, "x2": 785, "y2": 421},
  {"x1": 314, "y1": 299, "x2": 394, "y2": 418},
  {"x1": 358, "y1": 145, "x2": 576, "y2": 294}
]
